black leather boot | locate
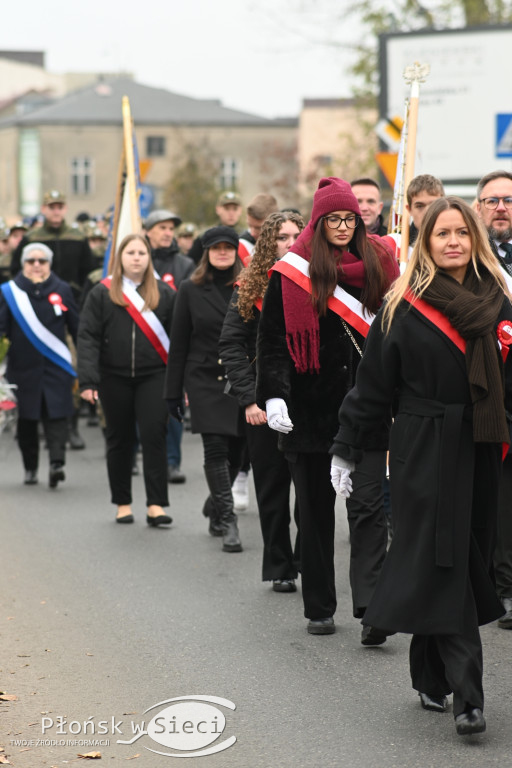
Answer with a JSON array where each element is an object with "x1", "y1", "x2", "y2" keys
[{"x1": 203, "y1": 461, "x2": 243, "y2": 552}]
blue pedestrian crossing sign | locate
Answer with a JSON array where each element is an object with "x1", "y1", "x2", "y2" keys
[{"x1": 496, "y1": 115, "x2": 512, "y2": 158}]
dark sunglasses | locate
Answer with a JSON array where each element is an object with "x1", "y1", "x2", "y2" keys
[{"x1": 25, "y1": 258, "x2": 49, "y2": 265}]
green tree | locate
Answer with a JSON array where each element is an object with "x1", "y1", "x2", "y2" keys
[{"x1": 162, "y1": 142, "x2": 222, "y2": 228}]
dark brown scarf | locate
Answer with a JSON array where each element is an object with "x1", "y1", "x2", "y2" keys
[{"x1": 422, "y1": 268, "x2": 509, "y2": 443}]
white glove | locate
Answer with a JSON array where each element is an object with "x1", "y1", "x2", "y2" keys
[
  {"x1": 265, "y1": 398, "x2": 294, "y2": 434},
  {"x1": 330, "y1": 455, "x2": 355, "y2": 498}
]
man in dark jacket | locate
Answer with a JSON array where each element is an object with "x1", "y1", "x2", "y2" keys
[
  {"x1": 350, "y1": 178, "x2": 388, "y2": 236},
  {"x1": 11, "y1": 190, "x2": 94, "y2": 450},
  {"x1": 188, "y1": 191, "x2": 243, "y2": 265},
  {"x1": 144, "y1": 209, "x2": 195, "y2": 484},
  {"x1": 11, "y1": 191, "x2": 94, "y2": 300},
  {"x1": 145, "y1": 209, "x2": 195, "y2": 291}
]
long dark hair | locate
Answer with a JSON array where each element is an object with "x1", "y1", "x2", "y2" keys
[
  {"x1": 309, "y1": 218, "x2": 392, "y2": 316},
  {"x1": 190, "y1": 246, "x2": 243, "y2": 286}
]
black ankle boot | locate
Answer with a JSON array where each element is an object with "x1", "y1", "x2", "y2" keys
[{"x1": 203, "y1": 461, "x2": 243, "y2": 552}]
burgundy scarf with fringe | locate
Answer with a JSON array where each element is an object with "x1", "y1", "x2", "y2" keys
[{"x1": 281, "y1": 221, "x2": 397, "y2": 374}]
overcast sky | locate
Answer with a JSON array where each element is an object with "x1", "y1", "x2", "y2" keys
[{"x1": 3, "y1": 0, "x2": 362, "y2": 118}]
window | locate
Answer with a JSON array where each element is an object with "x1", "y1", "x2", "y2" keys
[
  {"x1": 70, "y1": 157, "x2": 94, "y2": 195},
  {"x1": 146, "y1": 136, "x2": 166, "y2": 157},
  {"x1": 219, "y1": 157, "x2": 240, "y2": 189}
]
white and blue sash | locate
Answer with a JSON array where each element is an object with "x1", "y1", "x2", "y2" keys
[{"x1": 0, "y1": 280, "x2": 76, "y2": 377}]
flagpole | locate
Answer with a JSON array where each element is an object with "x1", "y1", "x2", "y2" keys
[
  {"x1": 106, "y1": 145, "x2": 126, "y2": 275},
  {"x1": 399, "y1": 62, "x2": 430, "y2": 264},
  {"x1": 122, "y1": 95, "x2": 141, "y2": 234}
]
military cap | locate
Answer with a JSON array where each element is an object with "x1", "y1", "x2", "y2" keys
[
  {"x1": 177, "y1": 222, "x2": 197, "y2": 237},
  {"x1": 216, "y1": 191, "x2": 242, "y2": 207},
  {"x1": 43, "y1": 189, "x2": 66, "y2": 205},
  {"x1": 8, "y1": 220, "x2": 28, "y2": 233}
]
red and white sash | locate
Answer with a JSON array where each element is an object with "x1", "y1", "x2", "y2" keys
[
  {"x1": 238, "y1": 238, "x2": 255, "y2": 267},
  {"x1": 404, "y1": 288, "x2": 466, "y2": 354},
  {"x1": 271, "y1": 252, "x2": 375, "y2": 338},
  {"x1": 101, "y1": 277, "x2": 169, "y2": 364}
]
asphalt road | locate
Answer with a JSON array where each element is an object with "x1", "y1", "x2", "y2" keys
[{"x1": 0, "y1": 419, "x2": 511, "y2": 768}]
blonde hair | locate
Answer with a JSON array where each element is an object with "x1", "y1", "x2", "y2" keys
[
  {"x1": 382, "y1": 196, "x2": 509, "y2": 333},
  {"x1": 109, "y1": 233, "x2": 160, "y2": 311}
]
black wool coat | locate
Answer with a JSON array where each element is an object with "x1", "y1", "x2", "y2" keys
[
  {"x1": 0, "y1": 273, "x2": 79, "y2": 420},
  {"x1": 77, "y1": 281, "x2": 176, "y2": 390},
  {"x1": 331, "y1": 297, "x2": 512, "y2": 635},
  {"x1": 255, "y1": 271, "x2": 369, "y2": 454},
  {"x1": 218, "y1": 287, "x2": 258, "y2": 409},
  {"x1": 165, "y1": 278, "x2": 243, "y2": 436}
]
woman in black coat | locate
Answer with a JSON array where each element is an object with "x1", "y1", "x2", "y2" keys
[
  {"x1": 165, "y1": 226, "x2": 244, "y2": 553},
  {"x1": 219, "y1": 211, "x2": 304, "y2": 590},
  {"x1": 78, "y1": 234, "x2": 175, "y2": 526},
  {"x1": 0, "y1": 242, "x2": 79, "y2": 487},
  {"x1": 331, "y1": 197, "x2": 512, "y2": 736},
  {"x1": 256, "y1": 177, "x2": 399, "y2": 636}
]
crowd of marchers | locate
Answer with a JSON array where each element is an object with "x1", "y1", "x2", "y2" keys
[{"x1": 1, "y1": 170, "x2": 512, "y2": 739}]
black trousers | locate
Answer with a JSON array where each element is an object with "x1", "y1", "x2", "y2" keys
[
  {"x1": 494, "y1": 453, "x2": 512, "y2": 598},
  {"x1": 245, "y1": 423, "x2": 297, "y2": 581},
  {"x1": 287, "y1": 452, "x2": 336, "y2": 620},
  {"x1": 409, "y1": 581, "x2": 483, "y2": 717},
  {"x1": 346, "y1": 450, "x2": 388, "y2": 618},
  {"x1": 17, "y1": 407, "x2": 67, "y2": 470},
  {"x1": 99, "y1": 371, "x2": 168, "y2": 507}
]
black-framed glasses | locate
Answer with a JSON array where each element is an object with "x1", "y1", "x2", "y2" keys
[
  {"x1": 479, "y1": 196, "x2": 512, "y2": 210},
  {"x1": 324, "y1": 214, "x2": 360, "y2": 230},
  {"x1": 25, "y1": 258, "x2": 49, "y2": 265}
]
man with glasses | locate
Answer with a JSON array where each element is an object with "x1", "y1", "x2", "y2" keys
[{"x1": 477, "y1": 170, "x2": 512, "y2": 631}]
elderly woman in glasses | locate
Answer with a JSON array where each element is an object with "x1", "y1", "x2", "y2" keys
[
  {"x1": 0, "y1": 242, "x2": 79, "y2": 487},
  {"x1": 255, "y1": 177, "x2": 399, "y2": 636}
]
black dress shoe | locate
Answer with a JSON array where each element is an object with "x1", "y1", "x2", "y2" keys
[
  {"x1": 307, "y1": 617, "x2": 335, "y2": 635},
  {"x1": 361, "y1": 625, "x2": 389, "y2": 646},
  {"x1": 146, "y1": 513, "x2": 173, "y2": 527},
  {"x1": 49, "y1": 463, "x2": 65, "y2": 489},
  {"x1": 24, "y1": 469, "x2": 38, "y2": 485},
  {"x1": 116, "y1": 514, "x2": 134, "y2": 524},
  {"x1": 455, "y1": 708, "x2": 486, "y2": 735},
  {"x1": 498, "y1": 597, "x2": 512, "y2": 629},
  {"x1": 419, "y1": 692, "x2": 448, "y2": 713}
]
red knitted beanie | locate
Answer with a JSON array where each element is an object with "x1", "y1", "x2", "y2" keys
[{"x1": 310, "y1": 177, "x2": 361, "y2": 227}]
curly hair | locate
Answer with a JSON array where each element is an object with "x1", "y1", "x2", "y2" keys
[{"x1": 237, "y1": 211, "x2": 305, "y2": 321}]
